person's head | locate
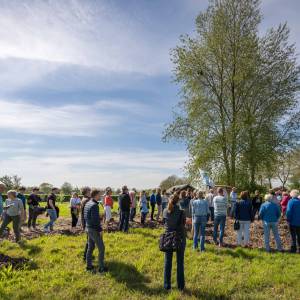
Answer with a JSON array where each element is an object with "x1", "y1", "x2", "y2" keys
[
  {"x1": 0, "y1": 181, "x2": 6, "y2": 193},
  {"x1": 122, "y1": 185, "x2": 128, "y2": 194},
  {"x1": 140, "y1": 190, "x2": 145, "y2": 197},
  {"x1": 18, "y1": 186, "x2": 26, "y2": 194},
  {"x1": 290, "y1": 189, "x2": 299, "y2": 199},
  {"x1": 162, "y1": 189, "x2": 166, "y2": 196},
  {"x1": 264, "y1": 194, "x2": 273, "y2": 202},
  {"x1": 255, "y1": 190, "x2": 260, "y2": 196},
  {"x1": 72, "y1": 192, "x2": 78, "y2": 198},
  {"x1": 105, "y1": 187, "x2": 112, "y2": 196},
  {"x1": 152, "y1": 189, "x2": 156, "y2": 194},
  {"x1": 217, "y1": 188, "x2": 224, "y2": 196},
  {"x1": 269, "y1": 189, "x2": 275, "y2": 196},
  {"x1": 91, "y1": 189, "x2": 101, "y2": 201},
  {"x1": 209, "y1": 189, "x2": 214, "y2": 194},
  {"x1": 7, "y1": 190, "x2": 17, "y2": 200},
  {"x1": 167, "y1": 193, "x2": 180, "y2": 213},
  {"x1": 197, "y1": 191, "x2": 204, "y2": 199},
  {"x1": 156, "y1": 188, "x2": 161, "y2": 194},
  {"x1": 180, "y1": 190, "x2": 186, "y2": 199},
  {"x1": 81, "y1": 186, "x2": 91, "y2": 198},
  {"x1": 240, "y1": 191, "x2": 248, "y2": 201},
  {"x1": 32, "y1": 187, "x2": 39, "y2": 194},
  {"x1": 52, "y1": 187, "x2": 59, "y2": 194},
  {"x1": 232, "y1": 187, "x2": 237, "y2": 192},
  {"x1": 193, "y1": 191, "x2": 197, "y2": 199}
]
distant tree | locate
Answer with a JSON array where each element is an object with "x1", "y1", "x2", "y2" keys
[
  {"x1": 61, "y1": 182, "x2": 73, "y2": 195},
  {"x1": 39, "y1": 182, "x2": 53, "y2": 194},
  {"x1": 159, "y1": 175, "x2": 189, "y2": 191},
  {"x1": 0, "y1": 175, "x2": 22, "y2": 190},
  {"x1": 73, "y1": 186, "x2": 81, "y2": 194}
]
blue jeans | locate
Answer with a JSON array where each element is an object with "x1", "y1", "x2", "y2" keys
[
  {"x1": 162, "y1": 202, "x2": 168, "y2": 211},
  {"x1": 213, "y1": 215, "x2": 226, "y2": 244},
  {"x1": 119, "y1": 211, "x2": 129, "y2": 232},
  {"x1": 209, "y1": 207, "x2": 214, "y2": 221},
  {"x1": 86, "y1": 229, "x2": 105, "y2": 270},
  {"x1": 164, "y1": 245, "x2": 185, "y2": 290},
  {"x1": 263, "y1": 222, "x2": 282, "y2": 251},
  {"x1": 44, "y1": 209, "x2": 57, "y2": 230},
  {"x1": 193, "y1": 216, "x2": 207, "y2": 251}
]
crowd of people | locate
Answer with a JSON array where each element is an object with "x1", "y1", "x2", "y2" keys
[{"x1": 0, "y1": 180, "x2": 300, "y2": 291}]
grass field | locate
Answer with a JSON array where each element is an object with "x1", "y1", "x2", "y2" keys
[{"x1": 1, "y1": 217, "x2": 300, "y2": 300}]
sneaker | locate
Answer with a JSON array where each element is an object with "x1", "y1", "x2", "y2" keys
[
  {"x1": 43, "y1": 227, "x2": 50, "y2": 233},
  {"x1": 86, "y1": 267, "x2": 96, "y2": 274},
  {"x1": 98, "y1": 266, "x2": 108, "y2": 273}
]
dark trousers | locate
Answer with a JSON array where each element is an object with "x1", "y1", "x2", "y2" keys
[
  {"x1": 86, "y1": 229, "x2": 105, "y2": 270},
  {"x1": 209, "y1": 207, "x2": 214, "y2": 221},
  {"x1": 0, "y1": 214, "x2": 21, "y2": 242},
  {"x1": 28, "y1": 207, "x2": 38, "y2": 228},
  {"x1": 130, "y1": 207, "x2": 136, "y2": 222},
  {"x1": 83, "y1": 233, "x2": 88, "y2": 260},
  {"x1": 119, "y1": 211, "x2": 129, "y2": 232},
  {"x1": 252, "y1": 206, "x2": 260, "y2": 220},
  {"x1": 71, "y1": 208, "x2": 78, "y2": 227},
  {"x1": 141, "y1": 212, "x2": 147, "y2": 224},
  {"x1": 164, "y1": 248, "x2": 185, "y2": 290},
  {"x1": 150, "y1": 203, "x2": 155, "y2": 220},
  {"x1": 290, "y1": 225, "x2": 300, "y2": 252}
]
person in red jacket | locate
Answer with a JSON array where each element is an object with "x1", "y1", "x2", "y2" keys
[
  {"x1": 281, "y1": 191, "x2": 291, "y2": 216},
  {"x1": 104, "y1": 187, "x2": 114, "y2": 223}
]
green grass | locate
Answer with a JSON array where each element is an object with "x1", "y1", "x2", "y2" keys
[{"x1": 0, "y1": 226, "x2": 300, "y2": 300}]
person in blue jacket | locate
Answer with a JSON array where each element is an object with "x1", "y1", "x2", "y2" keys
[
  {"x1": 150, "y1": 189, "x2": 156, "y2": 221},
  {"x1": 259, "y1": 193, "x2": 282, "y2": 252},
  {"x1": 286, "y1": 190, "x2": 300, "y2": 253}
]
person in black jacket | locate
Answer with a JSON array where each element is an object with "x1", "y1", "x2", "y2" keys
[
  {"x1": 252, "y1": 190, "x2": 262, "y2": 220},
  {"x1": 84, "y1": 189, "x2": 107, "y2": 273},
  {"x1": 118, "y1": 186, "x2": 131, "y2": 232},
  {"x1": 163, "y1": 194, "x2": 186, "y2": 291},
  {"x1": 81, "y1": 186, "x2": 91, "y2": 261},
  {"x1": 27, "y1": 187, "x2": 42, "y2": 230}
]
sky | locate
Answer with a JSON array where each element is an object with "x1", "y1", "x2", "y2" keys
[{"x1": 0, "y1": 0, "x2": 299, "y2": 189}]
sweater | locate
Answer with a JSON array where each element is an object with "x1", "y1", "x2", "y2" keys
[
  {"x1": 5, "y1": 198, "x2": 24, "y2": 217},
  {"x1": 150, "y1": 194, "x2": 156, "y2": 205},
  {"x1": 191, "y1": 198, "x2": 209, "y2": 217},
  {"x1": 286, "y1": 198, "x2": 300, "y2": 227},
  {"x1": 213, "y1": 196, "x2": 227, "y2": 216},
  {"x1": 119, "y1": 193, "x2": 131, "y2": 212},
  {"x1": 235, "y1": 200, "x2": 253, "y2": 221},
  {"x1": 259, "y1": 201, "x2": 281, "y2": 223},
  {"x1": 84, "y1": 199, "x2": 102, "y2": 232}
]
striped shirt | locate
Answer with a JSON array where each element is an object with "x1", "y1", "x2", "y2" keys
[{"x1": 213, "y1": 196, "x2": 227, "y2": 216}]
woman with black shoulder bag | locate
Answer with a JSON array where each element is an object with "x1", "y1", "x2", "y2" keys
[{"x1": 161, "y1": 194, "x2": 186, "y2": 291}]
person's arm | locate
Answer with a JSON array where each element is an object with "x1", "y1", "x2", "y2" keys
[
  {"x1": 27, "y1": 195, "x2": 32, "y2": 205},
  {"x1": 91, "y1": 205, "x2": 102, "y2": 232},
  {"x1": 286, "y1": 201, "x2": 292, "y2": 222},
  {"x1": 259, "y1": 205, "x2": 264, "y2": 219}
]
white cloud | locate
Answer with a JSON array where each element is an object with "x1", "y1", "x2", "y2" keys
[
  {"x1": 0, "y1": 99, "x2": 121, "y2": 136},
  {"x1": 0, "y1": 0, "x2": 171, "y2": 75},
  {"x1": 0, "y1": 149, "x2": 187, "y2": 188}
]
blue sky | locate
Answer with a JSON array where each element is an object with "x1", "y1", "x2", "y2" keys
[{"x1": 0, "y1": 0, "x2": 299, "y2": 189}]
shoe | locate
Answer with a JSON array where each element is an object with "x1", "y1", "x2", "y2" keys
[
  {"x1": 43, "y1": 227, "x2": 50, "y2": 233},
  {"x1": 219, "y1": 242, "x2": 224, "y2": 248},
  {"x1": 98, "y1": 266, "x2": 108, "y2": 273},
  {"x1": 86, "y1": 267, "x2": 96, "y2": 274}
]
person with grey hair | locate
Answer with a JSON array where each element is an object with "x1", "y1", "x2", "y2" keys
[
  {"x1": 259, "y1": 194, "x2": 282, "y2": 252},
  {"x1": 286, "y1": 189, "x2": 300, "y2": 253},
  {"x1": 0, "y1": 181, "x2": 6, "y2": 219},
  {"x1": 0, "y1": 190, "x2": 24, "y2": 242}
]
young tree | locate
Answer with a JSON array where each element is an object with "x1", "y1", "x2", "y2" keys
[
  {"x1": 61, "y1": 182, "x2": 73, "y2": 195},
  {"x1": 39, "y1": 182, "x2": 53, "y2": 194}
]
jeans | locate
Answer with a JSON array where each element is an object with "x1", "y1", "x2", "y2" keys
[
  {"x1": 141, "y1": 212, "x2": 147, "y2": 224},
  {"x1": 237, "y1": 220, "x2": 251, "y2": 246},
  {"x1": 162, "y1": 202, "x2": 168, "y2": 211},
  {"x1": 28, "y1": 206, "x2": 38, "y2": 228},
  {"x1": 130, "y1": 207, "x2": 136, "y2": 221},
  {"x1": 119, "y1": 210, "x2": 129, "y2": 232},
  {"x1": 0, "y1": 214, "x2": 21, "y2": 242},
  {"x1": 193, "y1": 216, "x2": 207, "y2": 251},
  {"x1": 86, "y1": 229, "x2": 105, "y2": 270},
  {"x1": 150, "y1": 203, "x2": 155, "y2": 220},
  {"x1": 263, "y1": 221, "x2": 282, "y2": 251},
  {"x1": 209, "y1": 207, "x2": 214, "y2": 221},
  {"x1": 44, "y1": 209, "x2": 57, "y2": 230},
  {"x1": 164, "y1": 246, "x2": 185, "y2": 290},
  {"x1": 230, "y1": 203, "x2": 236, "y2": 217},
  {"x1": 156, "y1": 205, "x2": 162, "y2": 221},
  {"x1": 213, "y1": 215, "x2": 226, "y2": 244},
  {"x1": 70, "y1": 208, "x2": 79, "y2": 227},
  {"x1": 289, "y1": 225, "x2": 300, "y2": 252}
]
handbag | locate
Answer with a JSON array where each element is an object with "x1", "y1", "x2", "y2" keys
[
  {"x1": 233, "y1": 202, "x2": 240, "y2": 231},
  {"x1": 159, "y1": 210, "x2": 184, "y2": 252}
]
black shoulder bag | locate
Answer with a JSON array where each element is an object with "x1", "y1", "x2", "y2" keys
[
  {"x1": 159, "y1": 210, "x2": 184, "y2": 252},
  {"x1": 233, "y1": 202, "x2": 240, "y2": 231}
]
